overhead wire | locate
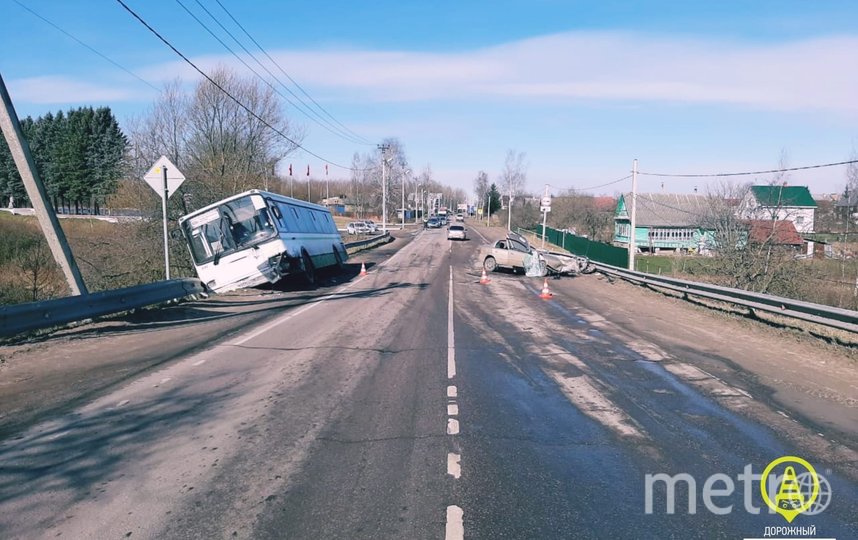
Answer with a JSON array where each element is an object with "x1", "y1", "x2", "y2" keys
[
  {"x1": 173, "y1": 0, "x2": 367, "y2": 146},
  {"x1": 11, "y1": 0, "x2": 160, "y2": 92},
  {"x1": 575, "y1": 174, "x2": 632, "y2": 192},
  {"x1": 116, "y1": 0, "x2": 376, "y2": 172},
  {"x1": 211, "y1": 0, "x2": 373, "y2": 146},
  {"x1": 639, "y1": 159, "x2": 858, "y2": 178}
]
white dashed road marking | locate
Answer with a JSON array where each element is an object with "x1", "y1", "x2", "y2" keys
[
  {"x1": 446, "y1": 263, "x2": 464, "y2": 538},
  {"x1": 446, "y1": 506, "x2": 464, "y2": 540},
  {"x1": 447, "y1": 453, "x2": 461, "y2": 479}
]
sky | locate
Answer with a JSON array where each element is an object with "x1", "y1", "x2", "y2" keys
[{"x1": 2, "y1": 0, "x2": 858, "y2": 199}]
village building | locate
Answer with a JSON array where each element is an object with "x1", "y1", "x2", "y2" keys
[
  {"x1": 613, "y1": 193, "x2": 715, "y2": 254},
  {"x1": 738, "y1": 185, "x2": 817, "y2": 233}
]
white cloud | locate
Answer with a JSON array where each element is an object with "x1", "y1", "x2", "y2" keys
[
  {"x1": 11, "y1": 31, "x2": 858, "y2": 118},
  {"x1": 257, "y1": 32, "x2": 858, "y2": 113},
  {"x1": 8, "y1": 76, "x2": 146, "y2": 105}
]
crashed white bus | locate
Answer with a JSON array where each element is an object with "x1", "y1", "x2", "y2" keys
[{"x1": 178, "y1": 189, "x2": 347, "y2": 293}]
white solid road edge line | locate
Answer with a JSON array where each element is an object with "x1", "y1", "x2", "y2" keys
[
  {"x1": 232, "y1": 229, "x2": 425, "y2": 346},
  {"x1": 445, "y1": 505, "x2": 464, "y2": 540},
  {"x1": 447, "y1": 265, "x2": 456, "y2": 379}
]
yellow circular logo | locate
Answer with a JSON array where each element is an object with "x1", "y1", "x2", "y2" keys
[{"x1": 760, "y1": 456, "x2": 819, "y2": 523}]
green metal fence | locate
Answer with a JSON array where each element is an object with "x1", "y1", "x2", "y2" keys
[{"x1": 533, "y1": 225, "x2": 628, "y2": 268}]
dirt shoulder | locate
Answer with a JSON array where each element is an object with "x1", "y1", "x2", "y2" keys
[
  {"x1": 469, "y1": 223, "x2": 857, "y2": 441},
  {"x1": 0, "y1": 230, "x2": 413, "y2": 440}
]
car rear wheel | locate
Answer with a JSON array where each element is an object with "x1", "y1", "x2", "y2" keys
[{"x1": 484, "y1": 256, "x2": 497, "y2": 272}]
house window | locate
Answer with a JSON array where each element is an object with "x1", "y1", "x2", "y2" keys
[{"x1": 795, "y1": 216, "x2": 804, "y2": 224}]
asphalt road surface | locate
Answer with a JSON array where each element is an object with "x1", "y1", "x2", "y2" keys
[{"x1": 0, "y1": 225, "x2": 856, "y2": 539}]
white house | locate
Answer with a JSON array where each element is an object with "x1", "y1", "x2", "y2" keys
[{"x1": 739, "y1": 185, "x2": 817, "y2": 234}]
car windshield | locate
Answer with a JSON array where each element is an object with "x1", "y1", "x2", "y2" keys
[{"x1": 182, "y1": 195, "x2": 276, "y2": 264}]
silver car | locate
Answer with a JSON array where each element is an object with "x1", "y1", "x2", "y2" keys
[
  {"x1": 447, "y1": 224, "x2": 467, "y2": 241},
  {"x1": 479, "y1": 231, "x2": 589, "y2": 276}
]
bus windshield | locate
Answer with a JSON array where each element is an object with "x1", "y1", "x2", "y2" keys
[{"x1": 182, "y1": 195, "x2": 276, "y2": 264}]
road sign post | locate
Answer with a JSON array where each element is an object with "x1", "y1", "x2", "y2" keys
[{"x1": 144, "y1": 156, "x2": 186, "y2": 280}]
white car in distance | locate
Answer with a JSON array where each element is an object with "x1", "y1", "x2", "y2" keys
[
  {"x1": 347, "y1": 221, "x2": 370, "y2": 234},
  {"x1": 447, "y1": 224, "x2": 468, "y2": 241}
]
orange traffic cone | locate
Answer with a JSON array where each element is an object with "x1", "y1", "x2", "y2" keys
[
  {"x1": 480, "y1": 268, "x2": 491, "y2": 284},
  {"x1": 360, "y1": 262, "x2": 368, "y2": 276},
  {"x1": 539, "y1": 278, "x2": 552, "y2": 299}
]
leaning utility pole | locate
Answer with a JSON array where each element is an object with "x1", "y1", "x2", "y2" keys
[
  {"x1": 0, "y1": 73, "x2": 88, "y2": 296},
  {"x1": 378, "y1": 143, "x2": 390, "y2": 232}
]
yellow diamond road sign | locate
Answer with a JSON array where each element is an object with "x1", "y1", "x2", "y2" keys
[{"x1": 143, "y1": 155, "x2": 186, "y2": 199}]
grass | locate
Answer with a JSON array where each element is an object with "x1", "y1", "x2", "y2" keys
[{"x1": 0, "y1": 212, "x2": 180, "y2": 305}]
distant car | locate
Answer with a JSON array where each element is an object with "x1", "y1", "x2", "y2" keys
[
  {"x1": 477, "y1": 231, "x2": 590, "y2": 276},
  {"x1": 455, "y1": 214, "x2": 464, "y2": 222},
  {"x1": 347, "y1": 221, "x2": 370, "y2": 234},
  {"x1": 363, "y1": 220, "x2": 378, "y2": 233},
  {"x1": 439, "y1": 216, "x2": 448, "y2": 226},
  {"x1": 427, "y1": 217, "x2": 441, "y2": 228},
  {"x1": 447, "y1": 224, "x2": 467, "y2": 241}
]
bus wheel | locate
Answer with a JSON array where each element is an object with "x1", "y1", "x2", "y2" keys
[
  {"x1": 302, "y1": 250, "x2": 316, "y2": 285},
  {"x1": 333, "y1": 246, "x2": 345, "y2": 270}
]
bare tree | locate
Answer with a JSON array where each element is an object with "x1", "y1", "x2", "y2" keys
[
  {"x1": 473, "y1": 170, "x2": 488, "y2": 211},
  {"x1": 701, "y1": 180, "x2": 805, "y2": 296},
  {"x1": 499, "y1": 149, "x2": 527, "y2": 228}
]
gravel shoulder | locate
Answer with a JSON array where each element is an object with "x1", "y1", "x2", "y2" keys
[{"x1": 0, "y1": 230, "x2": 414, "y2": 440}]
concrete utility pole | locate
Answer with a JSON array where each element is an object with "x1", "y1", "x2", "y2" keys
[
  {"x1": 378, "y1": 143, "x2": 390, "y2": 232},
  {"x1": 401, "y1": 168, "x2": 407, "y2": 229},
  {"x1": 541, "y1": 184, "x2": 549, "y2": 248},
  {"x1": 628, "y1": 158, "x2": 639, "y2": 271},
  {"x1": 0, "y1": 72, "x2": 88, "y2": 295},
  {"x1": 486, "y1": 192, "x2": 491, "y2": 226},
  {"x1": 508, "y1": 187, "x2": 513, "y2": 231}
]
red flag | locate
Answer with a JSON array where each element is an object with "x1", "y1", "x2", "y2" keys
[
  {"x1": 306, "y1": 165, "x2": 310, "y2": 176},
  {"x1": 288, "y1": 164, "x2": 292, "y2": 176}
]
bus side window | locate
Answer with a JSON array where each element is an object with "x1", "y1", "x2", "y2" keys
[
  {"x1": 312, "y1": 211, "x2": 324, "y2": 233},
  {"x1": 291, "y1": 207, "x2": 304, "y2": 232},
  {"x1": 268, "y1": 201, "x2": 286, "y2": 230}
]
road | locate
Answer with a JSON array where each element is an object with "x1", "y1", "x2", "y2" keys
[{"x1": 0, "y1": 225, "x2": 856, "y2": 539}]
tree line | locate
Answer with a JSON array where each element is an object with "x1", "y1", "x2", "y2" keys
[{"x1": 0, "y1": 106, "x2": 127, "y2": 214}]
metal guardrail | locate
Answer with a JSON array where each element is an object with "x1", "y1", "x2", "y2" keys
[
  {"x1": 344, "y1": 232, "x2": 391, "y2": 254},
  {"x1": 591, "y1": 261, "x2": 858, "y2": 334},
  {"x1": 0, "y1": 233, "x2": 392, "y2": 339},
  {"x1": 0, "y1": 278, "x2": 205, "y2": 338}
]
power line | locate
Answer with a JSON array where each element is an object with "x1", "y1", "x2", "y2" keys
[
  {"x1": 639, "y1": 159, "x2": 858, "y2": 178},
  {"x1": 545, "y1": 175, "x2": 631, "y2": 194},
  {"x1": 173, "y1": 0, "x2": 367, "y2": 146},
  {"x1": 115, "y1": 0, "x2": 373, "y2": 172},
  {"x1": 211, "y1": 0, "x2": 372, "y2": 146},
  {"x1": 11, "y1": 0, "x2": 160, "y2": 92},
  {"x1": 576, "y1": 174, "x2": 632, "y2": 191}
]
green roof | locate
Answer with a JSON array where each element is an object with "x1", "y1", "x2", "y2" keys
[{"x1": 750, "y1": 185, "x2": 817, "y2": 207}]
